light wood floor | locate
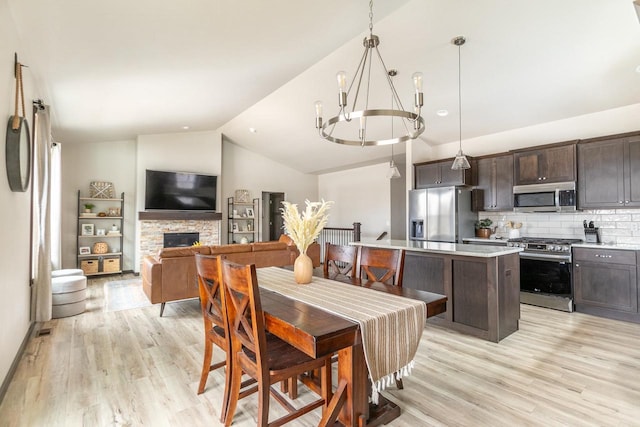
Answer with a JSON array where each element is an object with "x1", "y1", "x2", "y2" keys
[{"x1": 2, "y1": 274, "x2": 640, "y2": 426}]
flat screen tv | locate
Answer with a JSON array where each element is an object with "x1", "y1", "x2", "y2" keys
[{"x1": 145, "y1": 169, "x2": 217, "y2": 211}]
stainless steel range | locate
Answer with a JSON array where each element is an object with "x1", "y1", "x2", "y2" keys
[{"x1": 507, "y1": 237, "x2": 582, "y2": 312}]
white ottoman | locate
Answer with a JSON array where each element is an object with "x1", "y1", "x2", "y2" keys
[
  {"x1": 52, "y1": 269, "x2": 85, "y2": 278},
  {"x1": 52, "y1": 275, "x2": 87, "y2": 318}
]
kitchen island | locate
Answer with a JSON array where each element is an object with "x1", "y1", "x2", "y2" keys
[{"x1": 352, "y1": 240, "x2": 523, "y2": 342}]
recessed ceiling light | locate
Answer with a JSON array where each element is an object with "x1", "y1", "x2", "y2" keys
[
  {"x1": 249, "y1": 127, "x2": 257, "y2": 133},
  {"x1": 182, "y1": 125, "x2": 189, "y2": 130},
  {"x1": 436, "y1": 109, "x2": 449, "y2": 117},
  {"x1": 636, "y1": 65, "x2": 640, "y2": 73}
]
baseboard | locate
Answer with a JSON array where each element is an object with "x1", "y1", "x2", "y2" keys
[{"x1": 0, "y1": 321, "x2": 36, "y2": 404}]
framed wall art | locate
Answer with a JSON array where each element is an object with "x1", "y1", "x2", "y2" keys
[{"x1": 81, "y1": 223, "x2": 94, "y2": 236}]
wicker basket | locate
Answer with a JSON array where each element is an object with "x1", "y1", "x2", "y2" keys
[
  {"x1": 80, "y1": 260, "x2": 99, "y2": 275},
  {"x1": 103, "y1": 257, "x2": 120, "y2": 273},
  {"x1": 93, "y1": 242, "x2": 109, "y2": 254}
]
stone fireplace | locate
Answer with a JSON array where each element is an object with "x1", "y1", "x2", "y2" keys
[{"x1": 138, "y1": 211, "x2": 222, "y2": 260}]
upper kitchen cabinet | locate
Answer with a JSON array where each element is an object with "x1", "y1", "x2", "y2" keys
[
  {"x1": 475, "y1": 154, "x2": 514, "y2": 211},
  {"x1": 578, "y1": 132, "x2": 640, "y2": 209},
  {"x1": 415, "y1": 158, "x2": 474, "y2": 189},
  {"x1": 512, "y1": 142, "x2": 577, "y2": 185}
]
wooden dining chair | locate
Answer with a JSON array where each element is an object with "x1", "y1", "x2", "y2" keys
[
  {"x1": 355, "y1": 246, "x2": 405, "y2": 287},
  {"x1": 323, "y1": 242, "x2": 358, "y2": 283},
  {"x1": 220, "y1": 259, "x2": 333, "y2": 427},
  {"x1": 195, "y1": 254, "x2": 233, "y2": 422}
]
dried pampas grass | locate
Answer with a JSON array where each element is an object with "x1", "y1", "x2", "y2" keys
[{"x1": 281, "y1": 199, "x2": 333, "y2": 254}]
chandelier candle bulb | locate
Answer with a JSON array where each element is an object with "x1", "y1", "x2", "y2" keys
[
  {"x1": 336, "y1": 71, "x2": 347, "y2": 92},
  {"x1": 412, "y1": 72, "x2": 424, "y2": 107},
  {"x1": 315, "y1": 101, "x2": 322, "y2": 118},
  {"x1": 315, "y1": 101, "x2": 323, "y2": 128}
]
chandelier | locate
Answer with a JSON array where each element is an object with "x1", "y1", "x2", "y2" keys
[{"x1": 314, "y1": 0, "x2": 425, "y2": 147}]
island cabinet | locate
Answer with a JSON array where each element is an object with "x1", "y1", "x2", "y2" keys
[
  {"x1": 512, "y1": 142, "x2": 576, "y2": 185},
  {"x1": 475, "y1": 154, "x2": 514, "y2": 211},
  {"x1": 573, "y1": 247, "x2": 639, "y2": 322},
  {"x1": 577, "y1": 132, "x2": 640, "y2": 209},
  {"x1": 403, "y1": 249, "x2": 520, "y2": 342},
  {"x1": 415, "y1": 159, "x2": 474, "y2": 188}
]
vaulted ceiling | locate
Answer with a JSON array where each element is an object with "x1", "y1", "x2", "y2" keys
[{"x1": 7, "y1": 0, "x2": 640, "y2": 174}]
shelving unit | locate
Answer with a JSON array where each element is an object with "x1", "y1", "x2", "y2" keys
[
  {"x1": 77, "y1": 190, "x2": 125, "y2": 276},
  {"x1": 228, "y1": 197, "x2": 259, "y2": 244}
]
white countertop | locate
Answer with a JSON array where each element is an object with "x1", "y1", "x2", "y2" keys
[
  {"x1": 352, "y1": 239, "x2": 523, "y2": 258},
  {"x1": 573, "y1": 242, "x2": 640, "y2": 251}
]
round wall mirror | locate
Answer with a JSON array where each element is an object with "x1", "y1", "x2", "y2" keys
[{"x1": 5, "y1": 116, "x2": 31, "y2": 192}]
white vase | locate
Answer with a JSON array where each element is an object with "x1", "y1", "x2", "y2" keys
[{"x1": 294, "y1": 252, "x2": 313, "y2": 284}]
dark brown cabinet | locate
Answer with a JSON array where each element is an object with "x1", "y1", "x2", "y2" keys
[
  {"x1": 476, "y1": 154, "x2": 514, "y2": 211},
  {"x1": 513, "y1": 143, "x2": 576, "y2": 185},
  {"x1": 403, "y1": 252, "x2": 445, "y2": 294},
  {"x1": 402, "y1": 249, "x2": 520, "y2": 342},
  {"x1": 415, "y1": 160, "x2": 473, "y2": 188},
  {"x1": 577, "y1": 134, "x2": 640, "y2": 209},
  {"x1": 573, "y1": 248, "x2": 639, "y2": 320}
]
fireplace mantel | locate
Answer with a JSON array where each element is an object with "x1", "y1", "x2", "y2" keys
[{"x1": 138, "y1": 211, "x2": 222, "y2": 221}]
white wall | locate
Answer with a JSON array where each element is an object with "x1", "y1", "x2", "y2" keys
[
  {"x1": 222, "y1": 139, "x2": 318, "y2": 243},
  {"x1": 0, "y1": 0, "x2": 38, "y2": 389},
  {"x1": 135, "y1": 130, "x2": 222, "y2": 269},
  {"x1": 318, "y1": 163, "x2": 391, "y2": 240},
  {"x1": 61, "y1": 140, "x2": 137, "y2": 270}
]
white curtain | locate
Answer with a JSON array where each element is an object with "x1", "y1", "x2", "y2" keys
[
  {"x1": 32, "y1": 104, "x2": 53, "y2": 322},
  {"x1": 50, "y1": 143, "x2": 62, "y2": 269}
]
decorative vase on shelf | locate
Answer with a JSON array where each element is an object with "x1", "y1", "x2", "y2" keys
[{"x1": 294, "y1": 252, "x2": 313, "y2": 284}]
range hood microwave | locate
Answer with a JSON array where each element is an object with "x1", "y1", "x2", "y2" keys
[{"x1": 513, "y1": 181, "x2": 577, "y2": 212}]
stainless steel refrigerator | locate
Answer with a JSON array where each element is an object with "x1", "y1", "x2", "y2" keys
[{"x1": 409, "y1": 187, "x2": 475, "y2": 243}]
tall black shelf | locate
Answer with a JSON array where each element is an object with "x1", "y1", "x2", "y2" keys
[
  {"x1": 76, "y1": 190, "x2": 125, "y2": 276},
  {"x1": 227, "y1": 197, "x2": 260, "y2": 244}
]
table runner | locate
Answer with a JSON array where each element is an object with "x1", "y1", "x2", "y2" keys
[{"x1": 256, "y1": 267, "x2": 426, "y2": 404}]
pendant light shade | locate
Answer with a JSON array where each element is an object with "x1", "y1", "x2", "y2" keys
[
  {"x1": 452, "y1": 149, "x2": 471, "y2": 170},
  {"x1": 451, "y1": 36, "x2": 470, "y2": 170},
  {"x1": 387, "y1": 160, "x2": 401, "y2": 179}
]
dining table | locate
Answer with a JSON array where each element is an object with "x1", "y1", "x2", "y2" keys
[{"x1": 255, "y1": 267, "x2": 447, "y2": 427}]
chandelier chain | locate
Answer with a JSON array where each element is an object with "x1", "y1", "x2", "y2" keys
[{"x1": 369, "y1": 0, "x2": 374, "y2": 34}]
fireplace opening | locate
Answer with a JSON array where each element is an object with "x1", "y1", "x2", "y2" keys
[{"x1": 164, "y1": 232, "x2": 200, "y2": 248}]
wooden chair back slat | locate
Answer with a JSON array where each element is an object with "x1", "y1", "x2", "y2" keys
[
  {"x1": 195, "y1": 254, "x2": 225, "y2": 329},
  {"x1": 220, "y1": 260, "x2": 266, "y2": 371},
  {"x1": 323, "y1": 243, "x2": 358, "y2": 279},
  {"x1": 355, "y1": 246, "x2": 405, "y2": 287}
]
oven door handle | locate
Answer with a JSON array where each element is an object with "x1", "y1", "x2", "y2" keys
[{"x1": 519, "y1": 253, "x2": 571, "y2": 262}]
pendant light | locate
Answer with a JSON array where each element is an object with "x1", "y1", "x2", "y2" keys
[
  {"x1": 451, "y1": 36, "x2": 471, "y2": 170},
  {"x1": 387, "y1": 70, "x2": 401, "y2": 179}
]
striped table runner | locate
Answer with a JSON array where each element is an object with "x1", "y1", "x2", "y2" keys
[{"x1": 256, "y1": 267, "x2": 426, "y2": 403}]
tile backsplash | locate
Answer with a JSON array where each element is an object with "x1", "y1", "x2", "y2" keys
[{"x1": 479, "y1": 209, "x2": 640, "y2": 245}]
